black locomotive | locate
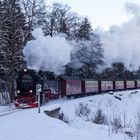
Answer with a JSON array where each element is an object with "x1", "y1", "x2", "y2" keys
[
  {"x1": 15, "y1": 69, "x2": 38, "y2": 107},
  {"x1": 15, "y1": 69, "x2": 59, "y2": 108}
]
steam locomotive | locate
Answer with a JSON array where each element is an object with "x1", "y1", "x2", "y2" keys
[
  {"x1": 15, "y1": 69, "x2": 38, "y2": 108},
  {"x1": 14, "y1": 69, "x2": 140, "y2": 108},
  {"x1": 15, "y1": 69, "x2": 59, "y2": 108}
]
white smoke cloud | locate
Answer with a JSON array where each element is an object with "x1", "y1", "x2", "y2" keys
[
  {"x1": 101, "y1": 2, "x2": 140, "y2": 70},
  {"x1": 125, "y1": 2, "x2": 140, "y2": 18},
  {"x1": 23, "y1": 28, "x2": 72, "y2": 75}
]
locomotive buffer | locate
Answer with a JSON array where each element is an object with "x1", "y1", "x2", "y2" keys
[{"x1": 36, "y1": 84, "x2": 42, "y2": 113}]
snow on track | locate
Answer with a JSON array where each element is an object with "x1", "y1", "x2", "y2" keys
[{"x1": 0, "y1": 106, "x2": 22, "y2": 117}]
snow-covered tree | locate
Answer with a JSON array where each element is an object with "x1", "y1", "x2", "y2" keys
[
  {"x1": 0, "y1": 0, "x2": 27, "y2": 100},
  {"x1": 111, "y1": 62, "x2": 126, "y2": 79},
  {"x1": 20, "y1": 0, "x2": 47, "y2": 39},
  {"x1": 0, "y1": 1, "x2": 7, "y2": 75},
  {"x1": 75, "y1": 17, "x2": 92, "y2": 40},
  {"x1": 43, "y1": 2, "x2": 80, "y2": 37},
  {"x1": 0, "y1": 0, "x2": 9, "y2": 93},
  {"x1": 65, "y1": 33, "x2": 104, "y2": 78},
  {"x1": 99, "y1": 62, "x2": 136, "y2": 80}
]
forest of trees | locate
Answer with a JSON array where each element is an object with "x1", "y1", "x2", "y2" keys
[{"x1": 0, "y1": 0, "x2": 140, "y2": 100}]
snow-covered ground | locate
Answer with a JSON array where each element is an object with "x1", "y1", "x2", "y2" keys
[{"x1": 0, "y1": 90, "x2": 140, "y2": 140}]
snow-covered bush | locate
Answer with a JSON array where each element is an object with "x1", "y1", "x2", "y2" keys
[
  {"x1": 111, "y1": 116, "x2": 122, "y2": 133},
  {"x1": 134, "y1": 109, "x2": 140, "y2": 139},
  {"x1": 75, "y1": 102, "x2": 91, "y2": 118},
  {"x1": 92, "y1": 109, "x2": 108, "y2": 125}
]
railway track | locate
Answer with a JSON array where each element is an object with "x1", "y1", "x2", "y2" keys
[{"x1": 0, "y1": 108, "x2": 22, "y2": 117}]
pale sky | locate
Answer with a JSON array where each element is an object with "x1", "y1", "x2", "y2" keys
[{"x1": 47, "y1": 0, "x2": 140, "y2": 30}]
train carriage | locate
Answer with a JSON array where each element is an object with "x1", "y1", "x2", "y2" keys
[
  {"x1": 125, "y1": 80, "x2": 135, "y2": 89},
  {"x1": 136, "y1": 80, "x2": 140, "y2": 88},
  {"x1": 60, "y1": 77, "x2": 83, "y2": 98},
  {"x1": 42, "y1": 80, "x2": 59, "y2": 99},
  {"x1": 84, "y1": 80, "x2": 99, "y2": 94},
  {"x1": 115, "y1": 81, "x2": 125, "y2": 90},
  {"x1": 100, "y1": 81, "x2": 113, "y2": 92}
]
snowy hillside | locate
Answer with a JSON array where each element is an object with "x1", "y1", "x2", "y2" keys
[{"x1": 0, "y1": 90, "x2": 140, "y2": 140}]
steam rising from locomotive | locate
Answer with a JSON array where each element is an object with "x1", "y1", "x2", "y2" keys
[
  {"x1": 23, "y1": 2, "x2": 140, "y2": 73},
  {"x1": 101, "y1": 3, "x2": 140, "y2": 70},
  {"x1": 23, "y1": 28, "x2": 72, "y2": 75}
]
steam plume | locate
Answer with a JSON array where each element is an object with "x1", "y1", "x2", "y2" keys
[
  {"x1": 101, "y1": 2, "x2": 140, "y2": 70},
  {"x1": 23, "y1": 28, "x2": 72, "y2": 75}
]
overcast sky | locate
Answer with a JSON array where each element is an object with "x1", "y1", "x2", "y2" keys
[{"x1": 47, "y1": 0, "x2": 140, "y2": 30}]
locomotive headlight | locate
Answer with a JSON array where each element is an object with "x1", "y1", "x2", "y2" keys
[
  {"x1": 17, "y1": 90, "x2": 20, "y2": 93},
  {"x1": 29, "y1": 90, "x2": 33, "y2": 93},
  {"x1": 24, "y1": 69, "x2": 27, "y2": 72}
]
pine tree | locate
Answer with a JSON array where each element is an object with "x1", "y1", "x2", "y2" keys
[
  {"x1": 0, "y1": 1, "x2": 7, "y2": 75},
  {"x1": 0, "y1": 0, "x2": 27, "y2": 100},
  {"x1": 76, "y1": 17, "x2": 92, "y2": 40}
]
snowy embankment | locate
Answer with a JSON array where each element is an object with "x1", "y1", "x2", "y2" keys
[
  {"x1": 0, "y1": 90, "x2": 140, "y2": 140},
  {"x1": 58, "y1": 90, "x2": 140, "y2": 140},
  {"x1": 0, "y1": 106, "x2": 96, "y2": 140}
]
